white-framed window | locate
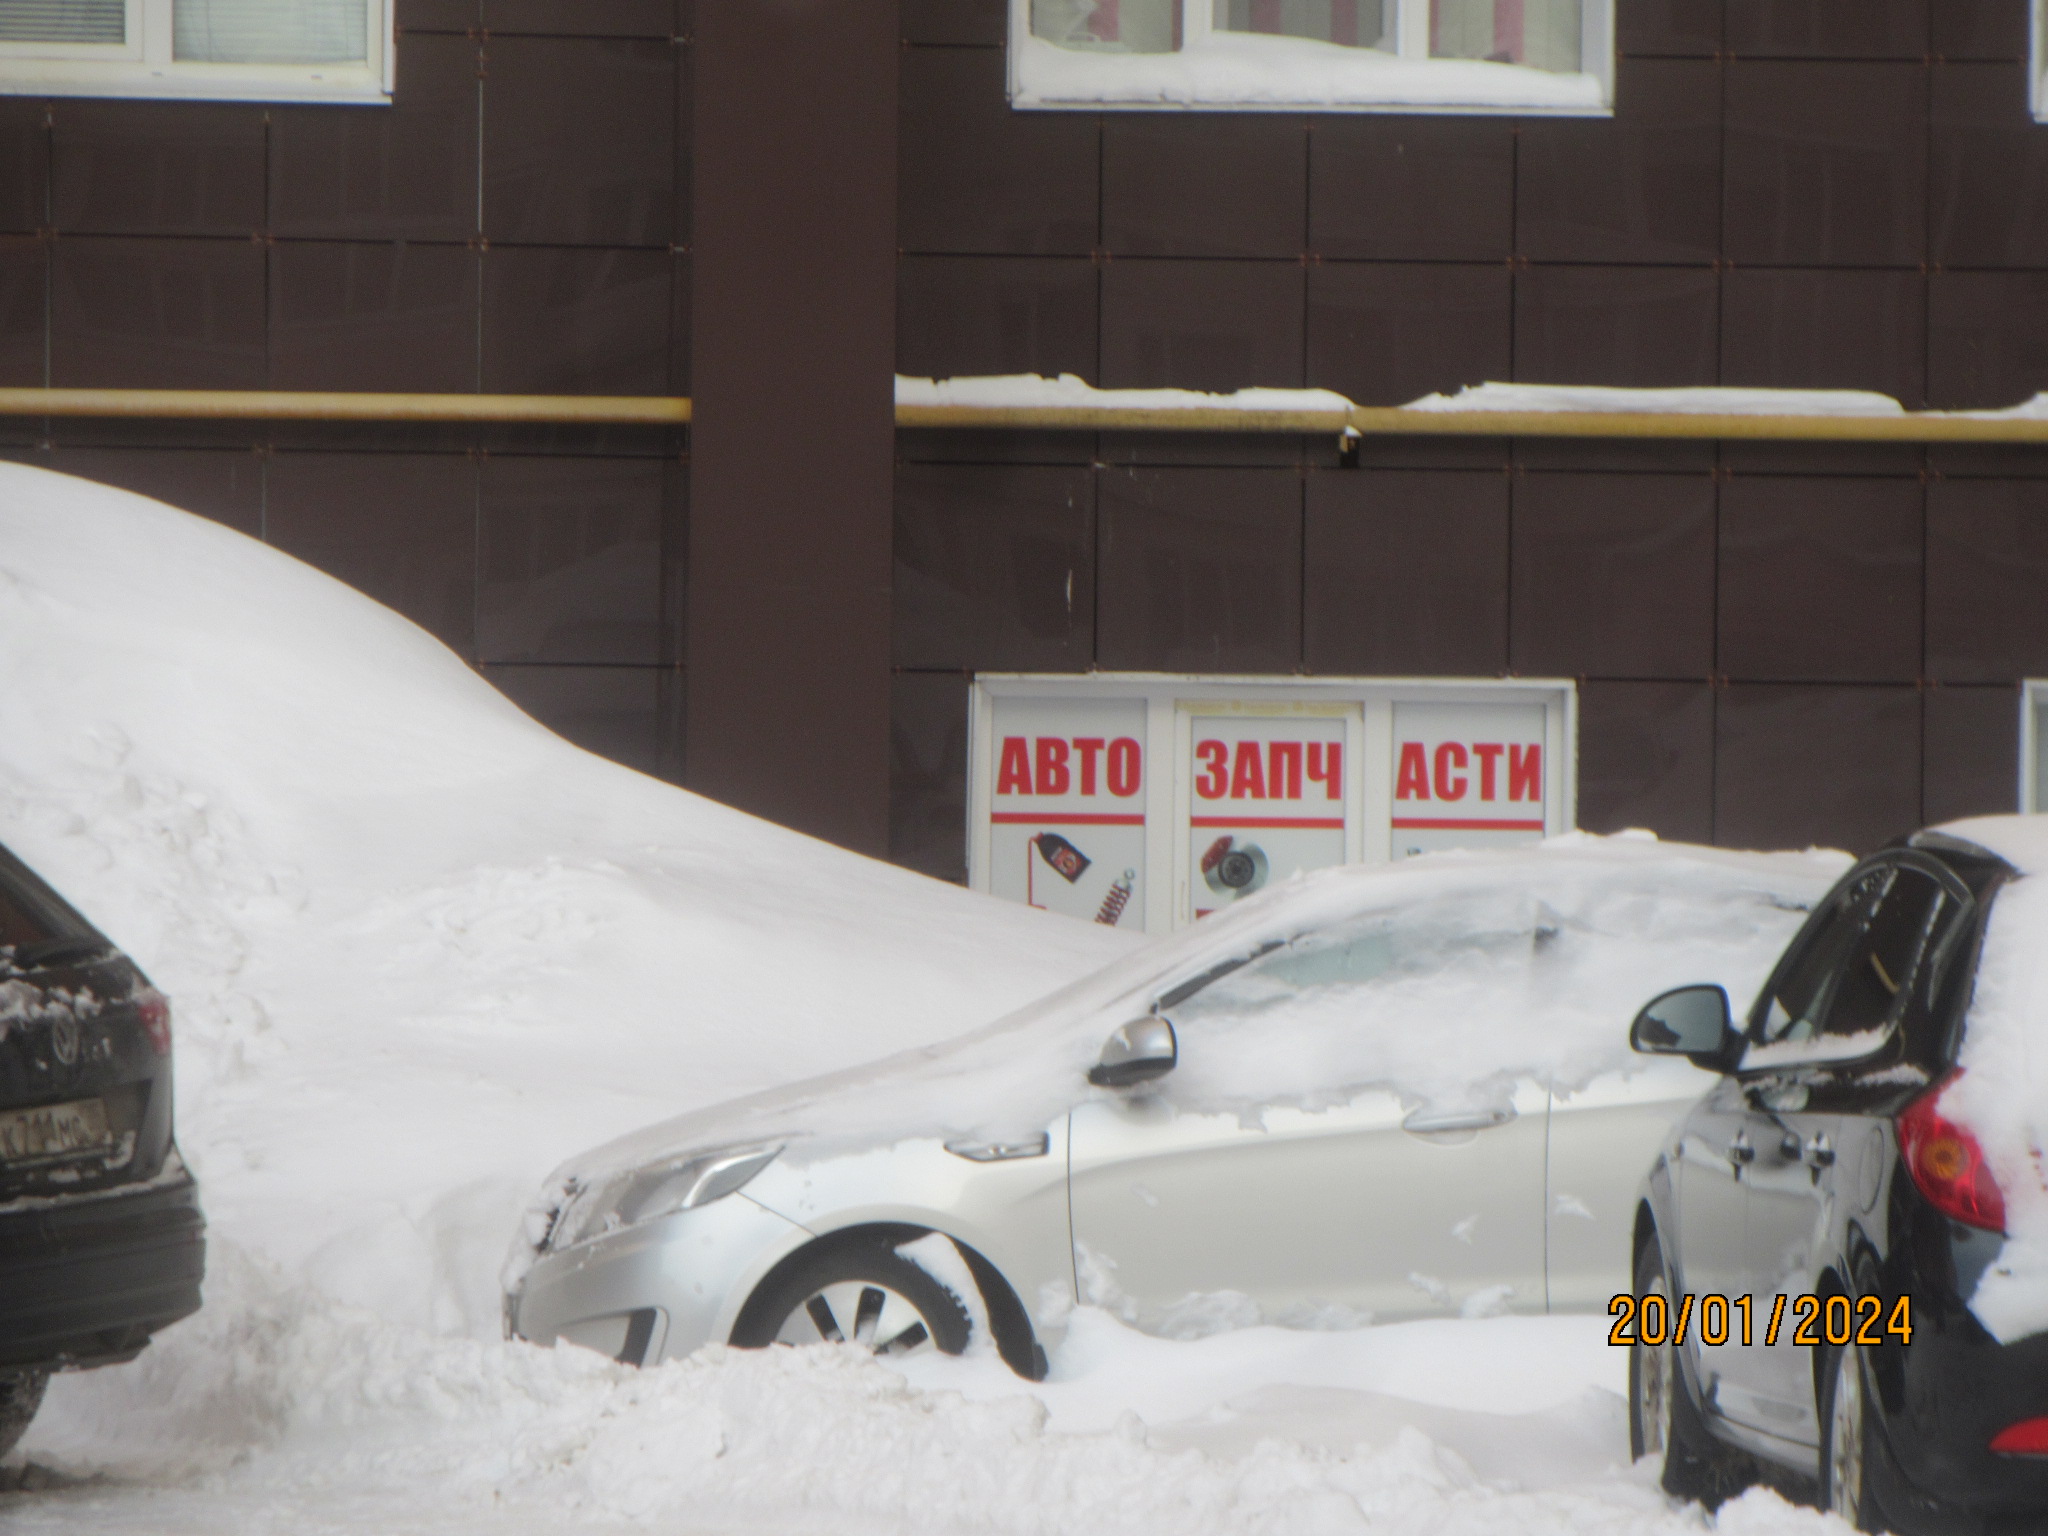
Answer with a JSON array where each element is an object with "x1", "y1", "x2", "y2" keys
[
  {"x1": 0, "y1": 0, "x2": 392, "y2": 104},
  {"x1": 2023, "y1": 681, "x2": 2048, "y2": 812},
  {"x1": 1011, "y1": 0, "x2": 1612, "y2": 114}
]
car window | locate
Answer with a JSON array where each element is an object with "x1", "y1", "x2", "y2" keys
[
  {"x1": 0, "y1": 844, "x2": 102, "y2": 959},
  {"x1": 1750, "y1": 864, "x2": 1948, "y2": 1063}
]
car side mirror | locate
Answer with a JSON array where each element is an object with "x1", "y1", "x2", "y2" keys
[
  {"x1": 1630, "y1": 984, "x2": 1741, "y2": 1070},
  {"x1": 1089, "y1": 1016, "x2": 1178, "y2": 1089}
]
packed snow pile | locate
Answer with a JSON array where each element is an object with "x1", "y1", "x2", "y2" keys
[
  {"x1": 566, "y1": 837, "x2": 1848, "y2": 1192},
  {"x1": 0, "y1": 460, "x2": 1860, "y2": 1536},
  {"x1": 1930, "y1": 817, "x2": 2048, "y2": 1345}
]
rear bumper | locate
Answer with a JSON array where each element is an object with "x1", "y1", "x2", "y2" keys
[{"x1": 0, "y1": 1156, "x2": 205, "y2": 1370}]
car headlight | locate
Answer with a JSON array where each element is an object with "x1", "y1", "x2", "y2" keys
[{"x1": 546, "y1": 1143, "x2": 783, "y2": 1253}]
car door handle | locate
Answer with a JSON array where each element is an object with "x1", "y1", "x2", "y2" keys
[
  {"x1": 1728, "y1": 1135, "x2": 1755, "y2": 1165},
  {"x1": 1402, "y1": 1106, "x2": 1516, "y2": 1135}
]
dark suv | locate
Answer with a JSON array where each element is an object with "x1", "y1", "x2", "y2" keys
[
  {"x1": 1624, "y1": 826, "x2": 2046, "y2": 1534},
  {"x1": 0, "y1": 842, "x2": 205, "y2": 1458}
]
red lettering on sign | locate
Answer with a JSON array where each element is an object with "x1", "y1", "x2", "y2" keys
[
  {"x1": 1035, "y1": 737, "x2": 1071, "y2": 796},
  {"x1": 1307, "y1": 741, "x2": 1341, "y2": 801},
  {"x1": 1108, "y1": 737, "x2": 1142, "y2": 797},
  {"x1": 1472, "y1": 742, "x2": 1504, "y2": 801},
  {"x1": 997, "y1": 736, "x2": 1031, "y2": 796},
  {"x1": 1395, "y1": 741, "x2": 1430, "y2": 800},
  {"x1": 1073, "y1": 737, "x2": 1104, "y2": 796},
  {"x1": 1509, "y1": 743, "x2": 1542, "y2": 802},
  {"x1": 1230, "y1": 740, "x2": 1266, "y2": 800},
  {"x1": 1195, "y1": 739, "x2": 1228, "y2": 799},
  {"x1": 1433, "y1": 741, "x2": 1469, "y2": 802},
  {"x1": 1267, "y1": 741, "x2": 1303, "y2": 800}
]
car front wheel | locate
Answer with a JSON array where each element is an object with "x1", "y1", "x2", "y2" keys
[
  {"x1": 0, "y1": 1369, "x2": 46, "y2": 1461},
  {"x1": 730, "y1": 1238, "x2": 971, "y2": 1358},
  {"x1": 1629, "y1": 1240, "x2": 1752, "y2": 1507}
]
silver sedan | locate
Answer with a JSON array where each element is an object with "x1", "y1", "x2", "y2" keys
[{"x1": 504, "y1": 842, "x2": 1840, "y2": 1377}]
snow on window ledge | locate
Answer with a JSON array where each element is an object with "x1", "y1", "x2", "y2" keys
[{"x1": 1009, "y1": 30, "x2": 1610, "y2": 115}]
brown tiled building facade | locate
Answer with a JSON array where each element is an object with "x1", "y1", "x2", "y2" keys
[{"x1": 4, "y1": 0, "x2": 2046, "y2": 877}]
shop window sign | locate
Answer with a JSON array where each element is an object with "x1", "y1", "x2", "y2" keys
[{"x1": 969, "y1": 674, "x2": 1576, "y2": 933}]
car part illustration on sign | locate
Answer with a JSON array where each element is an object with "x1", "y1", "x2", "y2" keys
[
  {"x1": 987, "y1": 694, "x2": 1148, "y2": 929},
  {"x1": 1199, "y1": 837, "x2": 1269, "y2": 902},
  {"x1": 1186, "y1": 708, "x2": 1349, "y2": 921}
]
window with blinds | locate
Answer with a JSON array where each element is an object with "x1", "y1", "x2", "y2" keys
[
  {"x1": 1013, "y1": 0, "x2": 1612, "y2": 113},
  {"x1": 0, "y1": 0, "x2": 388, "y2": 100}
]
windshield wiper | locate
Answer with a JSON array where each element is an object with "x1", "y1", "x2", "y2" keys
[{"x1": 1156, "y1": 937, "x2": 1286, "y2": 1011}]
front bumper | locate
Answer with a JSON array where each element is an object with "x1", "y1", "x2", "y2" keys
[
  {"x1": 508, "y1": 1190, "x2": 807, "y2": 1366},
  {"x1": 0, "y1": 1155, "x2": 205, "y2": 1371}
]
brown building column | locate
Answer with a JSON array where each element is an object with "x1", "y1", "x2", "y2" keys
[{"x1": 686, "y1": 0, "x2": 899, "y2": 855}]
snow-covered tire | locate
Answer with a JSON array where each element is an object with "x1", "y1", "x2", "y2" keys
[
  {"x1": 1629, "y1": 1241, "x2": 1752, "y2": 1508},
  {"x1": 0, "y1": 1370, "x2": 47, "y2": 1461},
  {"x1": 731, "y1": 1237, "x2": 971, "y2": 1358}
]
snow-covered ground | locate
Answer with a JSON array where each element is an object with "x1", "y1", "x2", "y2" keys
[{"x1": 0, "y1": 464, "x2": 1853, "y2": 1533}]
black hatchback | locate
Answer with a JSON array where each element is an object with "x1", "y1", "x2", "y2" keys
[
  {"x1": 1623, "y1": 826, "x2": 2046, "y2": 1534},
  {"x1": 0, "y1": 841, "x2": 204, "y2": 1459}
]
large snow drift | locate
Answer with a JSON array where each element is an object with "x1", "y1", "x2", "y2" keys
[{"x1": 0, "y1": 463, "x2": 1857, "y2": 1535}]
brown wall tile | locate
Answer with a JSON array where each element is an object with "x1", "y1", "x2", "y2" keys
[
  {"x1": 1721, "y1": 268, "x2": 1925, "y2": 404},
  {"x1": 1516, "y1": 60, "x2": 1722, "y2": 265},
  {"x1": 1928, "y1": 271, "x2": 2048, "y2": 412},
  {"x1": 1926, "y1": 479, "x2": 2048, "y2": 683},
  {"x1": 1718, "y1": 477, "x2": 1921, "y2": 683},
  {"x1": 1514, "y1": 265, "x2": 1718, "y2": 387},
  {"x1": 1725, "y1": 0, "x2": 1927, "y2": 57},
  {"x1": 270, "y1": 242, "x2": 479, "y2": 393},
  {"x1": 1924, "y1": 686, "x2": 2019, "y2": 825},
  {"x1": 479, "y1": 455, "x2": 665, "y2": 664},
  {"x1": 1576, "y1": 680, "x2": 1714, "y2": 843},
  {"x1": 53, "y1": 237, "x2": 265, "y2": 389},
  {"x1": 1933, "y1": 1, "x2": 2027, "y2": 59},
  {"x1": 483, "y1": 664, "x2": 670, "y2": 775},
  {"x1": 271, "y1": 34, "x2": 480, "y2": 241},
  {"x1": 899, "y1": 46, "x2": 1097, "y2": 255},
  {"x1": 897, "y1": 254, "x2": 1097, "y2": 380},
  {"x1": 399, "y1": 0, "x2": 478, "y2": 27},
  {"x1": 1309, "y1": 117, "x2": 1511, "y2": 262},
  {"x1": 1103, "y1": 115, "x2": 1305, "y2": 258},
  {"x1": 1510, "y1": 472, "x2": 1716, "y2": 678},
  {"x1": 52, "y1": 102, "x2": 265, "y2": 237},
  {"x1": 266, "y1": 453, "x2": 479, "y2": 655},
  {"x1": 894, "y1": 464, "x2": 1094, "y2": 670},
  {"x1": 902, "y1": 0, "x2": 1004, "y2": 45},
  {"x1": 0, "y1": 101, "x2": 46, "y2": 236},
  {"x1": 486, "y1": 0, "x2": 674, "y2": 34},
  {"x1": 1724, "y1": 62, "x2": 1927, "y2": 266},
  {"x1": 481, "y1": 246, "x2": 672, "y2": 394},
  {"x1": 0, "y1": 237, "x2": 41, "y2": 387},
  {"x1": 1303, "y1": 468, "x2": 1507, "y2": 676},
  {"x1": 1617, "y1": 0, "x2": 1722, "y2": 56},
  {"x1": 1307, "y1": 262, "x2": 1510, "y2": 406},
  {"x1": 40, "y1": 447, "x2": 263, "y2": 536},
  {"x1": 1931, "y1": 65, "x2": 2048, "y2": 269},
  {"x1": 1101, "y1": 259, "x2": 1303, "y2": 391},
  {"x1": 891, "y1": 671, "x2": 970, "y2": 882},
  {"x1": 483, "y1": 36, "x2": 675, "y2": 245},
  {"x1": 1715, "y1": 684, "x2": 1921, "y2": 852},
  {"x1": 1097, "y1": 467, "x2": 1300, "y2": 672}
]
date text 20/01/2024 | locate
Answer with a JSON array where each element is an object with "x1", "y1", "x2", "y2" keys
[{"x1": 1607, "y1": 1293, "x2": 1917, "y2": 1348}]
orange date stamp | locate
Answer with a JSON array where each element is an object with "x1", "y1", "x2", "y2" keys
[{"x1": 1607, "y1": 1292, "x2": 1915, "y2": 1348}]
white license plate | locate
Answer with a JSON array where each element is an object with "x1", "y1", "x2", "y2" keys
[{"x1": 0, "y1": 1097, "x2": 111, "y2": 1162}]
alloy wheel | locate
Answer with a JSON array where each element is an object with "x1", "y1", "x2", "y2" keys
[
  {"x1": 774, "y1": 1280, "x2": 940, "y2": 1356},
  {"x1": 1827, "y1": 1343, "x2": 1865, "y2": 1526},
  {"x1": 1634, "y1": 1301, "x2": 1672, "y2": 1461}
]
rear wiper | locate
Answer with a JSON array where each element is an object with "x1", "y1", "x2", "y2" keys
[{"x1": 10, "y1": 936, "x2": 113, "y2": 968}]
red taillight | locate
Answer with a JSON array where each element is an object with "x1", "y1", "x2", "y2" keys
[
  {"x1": 1897, "y1": 1076, "x2": 2006, "y2": 1234},
  {"x1": 135, "y1": 989, "x2": 171, "y2": 1056},
  {"x1": 1991, "y1": 1417, "x2": 2048, "y2": 1457}
]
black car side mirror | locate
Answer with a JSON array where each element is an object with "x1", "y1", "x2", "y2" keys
[
  {"x1": 1630, "y1": 984, "x2": 1742, "y2": 1071},
  {"x1": 1089, "y1": 1016, "x2": 1178, "y2": 1089}
]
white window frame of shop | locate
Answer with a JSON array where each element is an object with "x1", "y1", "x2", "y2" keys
[
  {"x1": 0, "y1": 0, "x2": 393, "y2": 104},
  {"x1": 2019, "y1": 681, "x2": 2048, "y2": 812},
  {"x1": 1010, "y1": 0, "x2": 1614, "y2": 115},
  {"x1": 968, "y1": 673, "x2": 1577, "y2": 935}
]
